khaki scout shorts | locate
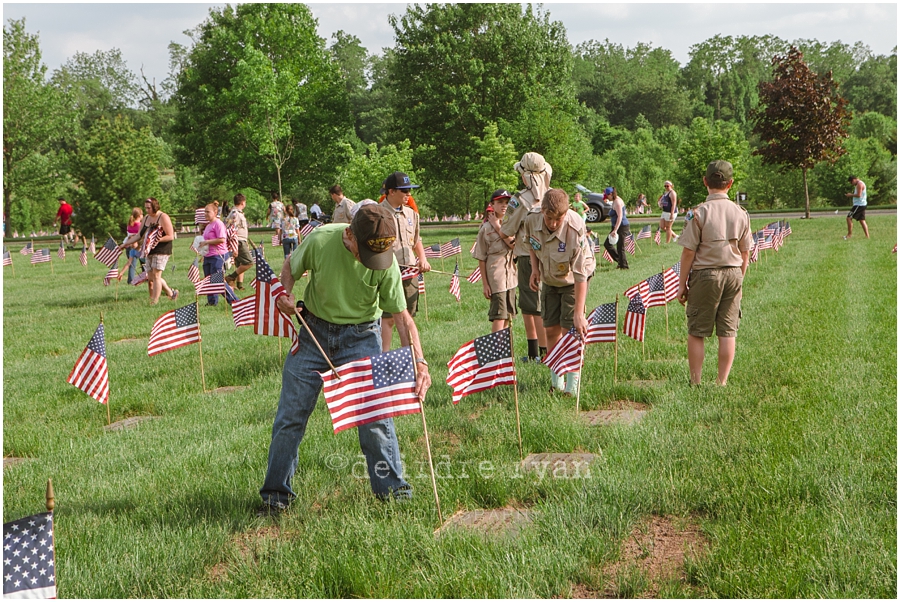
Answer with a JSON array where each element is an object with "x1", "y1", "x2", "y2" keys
[
  {"x1": 235, "y1": 240, "x2": 253, "y2": 267},
  {"x1": 489, "y1": 289, "x2": 517, "y2": 322},
  {"x1": 541, "y1": 284, "x2": 575, "y2": 329},
  {"x1": 403, "y1": 277, "x2": 419, "y2": 317},
  {"x1": 517, "y1": 256, "x2": 541, "y2": 315},
  {"x1": 685, "y1": 267, "x2": 743, "y2": 338}
]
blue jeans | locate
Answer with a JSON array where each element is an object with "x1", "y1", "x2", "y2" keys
[
  {"x1": 127, "y1": 248, "x2": 142, "y2": 283},
  {"x1": 260, "y1": 313, "x2": 410, "y2": 504},
  {"x1": 203, "y1": 254, "x2": 225, "y2": 305},
  {"x1": 282, "y1": 237, "x2": 297, "y2": 258}
]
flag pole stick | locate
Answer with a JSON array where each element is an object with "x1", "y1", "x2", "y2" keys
[
  {"x1": 423, "y1": 280, "x2": 429, "y2": 322},
  {"x1": 50, "y1": 254, "x2": 54, "y2": 274},
  {"x1": 100, "y1": 312, "x2": 111, "y2": 425},
  {"x1": 575, "y1": 339, "x2": 585, "y2": 417},
  {"x1": 614, "y1": 296, "x2": 619, "y2": 384},
  {"x1": 46, "y1": 479, "x2": 55, "y2": 513},
  {"x1": 412, "y1": 357, "x2": 443, "y2": 527},
  {"x1": 508, "y1": 326, "x2": 524, "y2": 460},
  {"x1": 30, "y1": 238, "x2": 34, "y2": 267},
  {"x1": 292, "y1": 306, "x2": 341, "y2": 378},
  {"x1": 195, "y1": 300, "x2": 207, "y2": 392},
  {"x1": 663, "y1": 265, "x2": 669, "y2": 340}
]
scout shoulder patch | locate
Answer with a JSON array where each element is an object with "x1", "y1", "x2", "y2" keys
[
  {"x1": 529, "y1": 236, "x2": 542, "y2": 251},
  {"x1": 508, "y1": 196, "x2": 520, "y2": 210},
  {"x1": 367, "y1": 236, "x2": 395, "y2": 252}
]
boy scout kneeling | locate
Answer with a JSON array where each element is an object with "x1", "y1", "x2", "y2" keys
[{"x1": 525, "y1": 189, "x2": 595, "y2": 396}]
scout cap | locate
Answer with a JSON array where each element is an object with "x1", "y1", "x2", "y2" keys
[
  {"x1": 350, "y1": 203, "x2": 397, "y2": 270},
  {"x1": 382, "y1": 171, "x2": 420, "y2": 192},
  {"x1": 706, "y1": 160, "x2": 734, "y2": 188}
]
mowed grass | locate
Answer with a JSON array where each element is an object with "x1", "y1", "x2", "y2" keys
[{"x1": 3, "y1": 215, "x2": 896, "y2": 598}]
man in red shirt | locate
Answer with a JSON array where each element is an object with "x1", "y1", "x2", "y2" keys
[{"x1": 54, "y1": 197, "x2": 74, "y2": 245}]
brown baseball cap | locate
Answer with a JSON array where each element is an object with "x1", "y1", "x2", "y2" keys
[
  {"x1": 350, "y1": 203, "x2": 397, "y2": 270},
  {"x1": 706, "y1": 160, "x2": 734, "y2": 188}
]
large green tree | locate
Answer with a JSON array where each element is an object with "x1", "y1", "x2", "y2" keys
[
  {"x1": 676, "y1": 117, "x2": 749, "y2": 205},
  {"x1": 3, "y1": 18, "x2": 75, "y2": 231},
  {"x1": 842, "y1": 49, "x2": 897, "y2": 119},
  {"x1": 172, "y1": 3, "x2": 352, "y2": 196},
  {"x1": 467, "y1": 123, "x2": 519, "y2": 205}
]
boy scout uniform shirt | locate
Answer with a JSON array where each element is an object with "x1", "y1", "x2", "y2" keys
[
  {"x1": 472, "y1": 221, "x2": 517, "y2": 293},
  {"x1": 226, "y1": 208, "x2": 248, "y2": 240},
  {"x1": 380, "y1": 200, "x2": 420, "y2": 267},
  {"x1": 501, "y1": 192, "x2": 541, "y2": 257},
  {"x1": 677, "y1": 193, "x2": 752, "y2": 269},
  {"x1": 331, "y1": 197, "x2": 356, "y2": 224},
  {"x1": 524, "y1": 209, "x2": 595, "y2": 287}
]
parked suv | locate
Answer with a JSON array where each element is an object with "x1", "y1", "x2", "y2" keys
[{"x1": 575, "y1": 184, "x2": 612, "y2": 223}]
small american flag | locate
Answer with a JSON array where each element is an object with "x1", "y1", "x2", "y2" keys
[
  {"x1": 94, "y1": 236, "x2": 122, "y2": 267},
  {"x1": 636, "y1": 225, "x2": 652, "y2": 240},
  {"x1": 449, "y1": 262, "x2": 461, "y2": 301},
  {"x1": 300, "y1": 220, "x2": 322, "y2": 237},
  {"x1": 441, "y1": 238, "x2": 462, "y2": 258},
  {"x1": 319, "y1": 345, "x2": 421, "y2": 434},
  {"x1": 30, "y1": 249, "x2": 51, "y2": 265},
  {"x1": 195, "y1": 271, "x2": 227, "y2": 296},
  {"x1": 271, "y1": 232, "x2": 280, "y2": 247},
  {"x1": 758, "y1": 234, "x2": 774, "y2": 250},
  {"x1": 139, "y1": 226, "x2": 162, "y2": 258},
  {"x1": 66, "y1": 322, "x2": 109, "y2": 404},
  {"x1": 3, "y1": 248, "x2": 12, "y2": 266},
  {"x1": 79, "y1": 244, "x2": 88, "y2": 267},
  {"x1": 399, "y1": 265, "x2": 419, "y2": 281},
  {"x1": 446, "y1": 328, "x2": 516, "y2": 404},
  {"x1": 654, "y1": 229, "x2": 661, "y2": 245},
  {"x1": 602, "y1": 249, "x2": 615, "y2": 264},
  {"x1": 417, "y1": 272, "x2": 426, "y2": 295},
  {"x1": 543, "y1": 328, "x2": 584, "y2": 376},
  {"x1": 188, "y1": 258, "x2": 201, "y2": 283},
  {"x1": 663, "y1": 262, "x2": 680, "y2": 302},
  {"x1": 132, "y1": 269, "x2": 149, "y2": 286},
  {"x1": 585, "y1": 302, "x2": 617, "y2": 344},
  {"x1": 784, "y1": 222, "x2": 792, "y2": 236},
  {"x1": 467, "y1": 266, "x2": 482, "y2": 284},
  {"x1": 19, "y1": 241, "x2": 33, "y2": 255},
  {"x1": 591, "y1": 236, "x2": 602, "y2": 254},
  {"x1": 148, "y1": 302, "x2": 201, "y2": 356},
  {"x1": 2, "y1": 512, "x2": 56, "y2": 599},
  {"x1": 57, "y1": 241, "x2": 66, "y2": 260},
  {"x1": 226, "y1": 223, "x2": 238, "y2": 256},
  {"x1": 624, "y1": 278, "x2": 647, "y2": 300},
  {"x1": 103, "y1": 265, "x2": 118, "y2": 286},
  {"x1": 624, "y1": 233, "x2": 636, "y2": 255},
  {"x1": 762, "y1": 222, "x2": 777, "y2": 237},
  {"x1": 424, "y1": 243, "x2": 442, "y2": 259},
  {"x1": 89, "y1": 236, "x2": 96, "y2": 254},
  {"x1": 750, "y1": 240, "x2": 760, "y2": 264},
  {"x1": 469, "y1": 240, "x2": 477, "y2": 253},
  {"x1": 232, "y1": 294, "x2": 256, "y2": 328},
  {"x1": 253, "y1": 254, "x2": 299, "y2": 353},
  {"x1": 194, "y1": 207, "x2": 208, "y2": 225},
  {"x1": 642, "y1": 272, "x2": 667, "y2": 308},
  {"x1": 623, "y1": 293, "x2": 647, "y2": 342}
]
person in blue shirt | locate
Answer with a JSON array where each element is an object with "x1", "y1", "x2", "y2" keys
[{"x1": 844, "y1": 175, "x2": 869, "y2": 239}]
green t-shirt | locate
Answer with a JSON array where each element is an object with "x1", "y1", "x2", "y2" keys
[{"x1": 289, "y1": 224, "x2": 406, "y2": 324}]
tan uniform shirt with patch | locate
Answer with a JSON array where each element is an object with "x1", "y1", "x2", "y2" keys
[
  {"x1": 472, "y1": 221, "x2": 517, "y2": 293},
  {"x1": 677, "y1": 193, "x2": 752, "y2": 269},
  {"x1": 524, "y1": 209, "x2": 595, "y2": 287},
  {"x1": 501, "y1": 192, "x2": 541, "y2": 257},
  {"x1": 380, "y1": 200, "x2": 420, "y2": 266},
  {"x1": 331, "y1": 197, "x2": 356, "y2": 224},
  {"x1": 226, "y1": 208, "x2": 248, "y2": 241}
]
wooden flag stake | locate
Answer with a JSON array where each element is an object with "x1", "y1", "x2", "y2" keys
[
  {"x1": 30, "y1": 238, "x2": 34, "y2": 267},
  {"x1": 195, "y1": 299, "x2": 207, "y2": 392},
  {"x1": 293, "y1": 306, "x2": 341, "y2": 379},
  {"x1": 423, "y1": 279, "x2": 429, "y2": 322},
  {"x1": 413, "y1": 357, "x2": 443, "y2": 526},
  {"x1": 508, "y1": 326, "x2": 524, "y2": 460},
  {"x1": 100, "y1": 312, "x2": 111, "y2": 425},
  {"x1": 614, "y1": 295, "x2": 619, "y2": 384},
  {"x1": 663, "y1": 265, "x2": 669, "y2": 339},
  {"x1": 46, "y1": 479, "x2": 55, "y2": 512},
  {"x1": 575, "y1": 338, "x2": 585, "y2": 417}
]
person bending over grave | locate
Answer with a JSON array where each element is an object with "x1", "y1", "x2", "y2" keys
[
  {"x1": 676, "y1": 160, "x2": 752, "y2": 386},
  {"x1": 525, "y1": 188, "x2": 595, "y2": 397},
  {"x1": 258, "y1": 203, "x2": 431, "y2": 516}
]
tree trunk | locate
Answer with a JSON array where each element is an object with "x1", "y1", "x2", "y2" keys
[{"x1": 802, "y1": 167, "x2": 810, "y2": 219}]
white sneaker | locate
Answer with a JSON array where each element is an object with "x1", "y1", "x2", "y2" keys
[{"x1": 563, "y1": 371, "x2": 580, "y2": 397}]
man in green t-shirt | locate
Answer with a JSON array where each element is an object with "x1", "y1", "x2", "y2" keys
[{"x1": 258, "y1": 204, "x2": 432, "y2": 516}]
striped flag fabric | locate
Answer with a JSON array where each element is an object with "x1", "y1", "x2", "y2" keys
[
  {"x1": 231, "y1": 294, "x2": 256, "y2": 328},
  {"x1": 19, "y1": 241, "x2": 33, "y2": 255},
  {"x1": 624, "y1": 278, "x2": 648, "y2": 300},
  {"x1": 399, "y1": 265, "x2": 419, "y2": 281},
  {"x1": 3, "y1": 512, "x2": 56, "y2": 599},
  {"x1": 194, "y1": 207, "x2": 208, "y2": 225},
  {"x1": 57, "y1": 241, "x2": 66, "y2": 260},
  {"x1": 591, "y1": 236, "x2": 602, "y2": 255},
  {"x1": 319, "y1": 345, "x2": 421, "y2": 434},
  {"x1": 602, "y1": 249, "x2": 615, "y2": 264},
  {"x1": 3, "y1": 248, "x2": 12, "y2": 266},
  {"x1": 636, "y1": 225, "x2": 652, "y2": 240},
  {"x1": 94, "y1": 236, "x2": 122, "y2": 267},
  {"x1": 758, "y1": 234, "x2": 773, "y2": 250},
  {"x1": 30, "y1": 249, "x2": 51, "y2": 264},
  {"x1": 417, "y1": 272, "x2": 426, "y2": 295},
  {"x1": 89, "y1": 236, "x2": 96, "y2": 254},
  {"x1": 543, "y1": 329, "x2": 584, "y2": 376},
  {"x1": 300, "y1": 220, "x2": 322, "y2": 238},
  {"x1": 662, "y1": 262, "x2": 680, "y2": 302},
  {"x1": 188, "y1": 258, "x2": 201, "y2": 283},
  {"x1": 624, "y1": 233, "x2": 636, "y2": 255},
  {"x1": 449, "y1": 262, "x2": 461, "y2": 301},
  {"x1": 66, "y1": 322, "x2": 109, "y2": 404},
  {"x1": 226, "y1": 223, "x2": 238, "y2": 256},
  {"x1": 148, "y1": 302, "x2": 201, "y2": 356},
  {"x1": 132, "y1": 269, "x2": 149, "y2": 286},
  {"x1": 423, "y1": 242, "x2": 442, "y2": 259},
  {"x1": 469, "y1": 240, "x2": 477, "y2": 253},
  {"x1": 79, "y1": 244, "x2": 88, "y2": 267},
  {"x1": 467, "y1": 266, "x2": 482, "y2": 284},
  {"x1": 253, "y1": 254, "x2": 299, "y2": 352},
  {"x1": 784, "y1": 221, "x2": 792, "y2": 236},
  {"x1": 654, "y1": 229, "x2": 661, "y2": 245},
  {"x1": 103, "y1": 265, "x2": 118, "y2": 286},
  {"x1": 750, "y1": 239, "x2": 760, "y2": 264},
  {"x1": 441, "y1": 238, "x2": 462, "y2": 258},
  {"x1": 271, "y1": 232, "x2": 281, "y2": 247},
  {"x1": 585, "y1": 302, "x2": 617, "y2": 344},
  {"x1": 223, "y1": 279, "x2": 239, "y2": 304},
  {"x1": 446, "y1": 328, "x2": 516, "y2": 404},
  {"x1": 194, "y1": 270, "x2": 227, "y2": 296},
  {"x1": 642, "y1": 272, "x2": 668, "y2": 308},
  {"x1": 623, "y1": 293, "x2": 647, "y2": 342},
  {"x1": 139, "y1": 226, "x2": 162, "y2": 258}
]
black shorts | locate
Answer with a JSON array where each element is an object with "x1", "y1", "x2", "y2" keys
[
  {"x1": 848, "y1": 206, "x2": 866, "y2": 221},
  {"x1": 59, "y1": 224, "x2": 71, "y2": 235}
]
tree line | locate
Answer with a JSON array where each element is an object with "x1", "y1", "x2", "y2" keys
[{"x1": 4, "y1": 4, "x2": 896, "y2": 236}]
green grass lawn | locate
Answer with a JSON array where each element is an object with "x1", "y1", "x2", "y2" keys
[{"x1": 3, "y1": 215, "x2": 896, "y2": 597}]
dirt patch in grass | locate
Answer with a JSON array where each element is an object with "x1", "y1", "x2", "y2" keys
[
  {"x1": 3, "y1": 456, "x2": 29, "y2": 469},
  {"x1": 211, "y1": 386, "x2": 248, "y2": 394},
  {"x1": 599, "y1": 399, "x2": 651, "y2": 411},
  {"x1": 111, "y1": 337, "x2": 142, "y2": 344},
  {"x1": 208, "y1": 525, "x2": 294, "y2": 582}
]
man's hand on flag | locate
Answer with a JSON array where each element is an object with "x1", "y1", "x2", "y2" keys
[
  {"x1": 276, "y1": 292, "x2": 296, "y2": 316},
  {"x1": 574, "y1": 312, "x2": 588, "y2": 339},
  {"x1": 417, "y1": 256, "x2": 431, "y2": 273}
]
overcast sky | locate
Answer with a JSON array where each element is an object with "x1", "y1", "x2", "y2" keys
[{"x1": 4, "y1": 2, "x2": 897, "y2": 87}]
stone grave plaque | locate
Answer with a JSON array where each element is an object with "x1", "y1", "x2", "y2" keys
[
  {"x1": 4, "y1": 457, "x2": 28, "y2": 469},
  {"x1": 580, "y1": 409, "x2": 647, "y2": 426},
  {"x1": 627, "y1": 379, "x2": 666, "y2": 388},
  {"x1": 521, "y1": 453, "x2": 596, "y2": 477},
  {"x1": 212, "y1": 386, "x2": 248, "y2": 394},
  {"x1": 436, "y1": 508, "x2": 533, "y2": 537},
  {"x1": 104, "y1": 416, "x2": 154, "y2": 432}
]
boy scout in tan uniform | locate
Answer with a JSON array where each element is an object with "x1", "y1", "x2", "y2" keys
[
  {"x1": 525, "y1": 189, "x2": 595, "y2": 395},
  {"x1": 473, "y1": 189, "x2": 517, "y2": 332},
  {"x1": 379, "y1": 171, "x2": 430, "y2": 351},
  {"x1": 677, "y1": 160, "x2": 752, "y2": 386}
]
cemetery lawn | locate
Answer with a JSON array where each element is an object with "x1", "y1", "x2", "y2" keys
[{"x1": 3, "y1": 215, "x2": 896, "y2": 597}]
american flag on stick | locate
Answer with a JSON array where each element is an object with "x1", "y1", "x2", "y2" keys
[
  {"x1": 79, "y1": 244, "x2": 88, "y2": 267},
  {"x1": 624, "y1": 278, "x2": 648, "y2": 300},
  {"x1": 57, "y1": 241, "x2": 66, "y2": 260},
  {"x1": 194, "y1": 270, "x2": 227, "y2": 296},
  {"x1": 602, "y1": 249, "x2": 615, "y2": 264},
  {"x1": 750, "y1": 239, "x2": 759, "y2": 264},
  {"x1": 654, "y1": 229, "x2": 661, "y2": 245},
  {"x1": 399, "y1": 265, "x2": 419, "y2": 281},
  {"x1": 543, "y1": 328, "x2": 584, "y2": 375},
  {"x1": 30, "y1": 249, "x2": 51, "y2": 265},
  {"x1": 642, "y1": 272, "x2": 668, "y2": 308},
  {"x1": 3, "y1": 248, "x2": 12, "y2": 267},
  {"x1": 319, "y1": 345, "x2": 421, "y2": 434},
  {"x1": 231, "y1": 294, "x2": 256, "y2": 328},
  {"x1": 467, "y1": 266, "x2": 482, "y2": 284},
  {"x1": 636, "y1": 225, "x2": 652, "y2": 240},
  {"x1": 440, "y1": 238, "x2": 462, "y2": 258},
  {"x1": 585, "y1": 302, "x2": 617, "y2": 344},
  {"x1": 19, "y1": 241, "x2": 33, "y2": 255},
  {"x1": 784, "y1": 221, "x2": 792, "y2": 236},
  {"x1": 66, "y1": 321, "x2": 109, "y2": 404},
  {"x1": 132, "y1": 269, "x2": 149, "y2": 286},
  {"x1": 187, "y1": 258, "x2": 201, "y2": 284},
  {"x1": 94, "y1": 236, "x2": 122, "y2": 267},
  {"x1": 623, "y1": 293, "x2": 647, "y2": 342},
  {"x1": 300, "y1": 220, "x2": 321, "y2": 237},
  {"x1": 624, "y1": 233, "x2": 636, "y2": 255},
  {"x1": 148, "y1": 302, "x2": 201, "y2": 356},
  {"x1": 662, "y1": 262, "x2": 680, "y2": 302},
  {"x1": 449, "y1": 261, "x2": 461, "y2": 301},
  {"x1": 252, "y1": 254, "x2": 299, "y2": 352},
  {"x1": 469, "y1": 240, "x2": 477, "y2": 253},
  {"x1": 194, "y1": 207, "x2": 208, "y2": 225},
  {"x1": 89, "y1": 236, "x2": 96, "y2": 254},
  {"x1": 226, "y1": 223, "x2": 238, "y2": 256},
  {"x1": 103, "y1": 265, "x2": 118, "y2": 286},
  {"x1": 423, "y1": 242, "x2": 442, "y2": 259},
  {"x1": 446, "y1": 328, "x2": 516, "y2": 403},
  {"x1": 2, "y1": 512, "x2": 56, "y2": 599},
  {"x1": 591, "y1": 236, "x2": 602, "y2": 254},
  {"x1": 417, "y1": 272, "x2": 426, "y2": 295},
  {"x1": 271, "y1": 232, "x2": 281, "y2": 247},
  {"x1": 139, "y1": 226, "x2": 162, "y2": 258}
]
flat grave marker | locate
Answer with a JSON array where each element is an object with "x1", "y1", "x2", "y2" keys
[
  {"x1": 435, "y1": 507, "x2": 533, "y2": 537},
  {"x1": 104, "y1": 416, "x2": 154, "y2": 432}
]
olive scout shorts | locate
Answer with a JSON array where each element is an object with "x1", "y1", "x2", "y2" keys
[
  {"x1": 685, "y1": 267, "x2": 743, "y2": 338},
  {"x1": 541, "y1": 283, "x2": 576, "y2": 329},
  {"x1": 489, "y1": 289, "x2": 517, "y2": 322},
  {"x1": 517, "y1": 256, "x2": 541, "y2": 316}
]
